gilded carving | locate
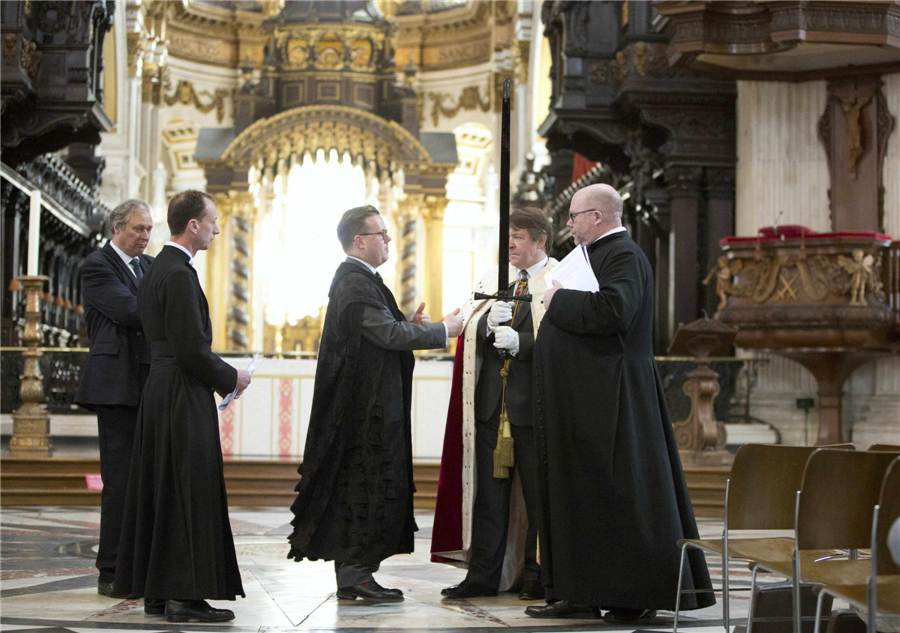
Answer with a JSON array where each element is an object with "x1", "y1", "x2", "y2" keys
[
  {"x1": 838, "y1": 250, "x2": 876, "y2": 306},
  {"x1": 316, "y1": 34, "x2": 343, "y2": 69},
  {"x1": 632, "y1": 41, "x2": 668, "y2": 77},
  {"x1": 3, "y1": 34, "x2": 17, "y2": 67},
  {"x1": 703, "y1": 256, "x2": 741, "y2": 310},
  {"x1": 726, "y1": 251, "x2": 885, "y2": 307},
  {"x1": 609, "y1": 50, "x2": 628, "y2": 85},
  {"x1": 163, "y1": 79, "x2": 229, "y2": 123},
  {"x1": 19, "y1": 39, "x2": 42, "y2": 81},
  {"x1": 351, "y1": 38, "x2": 373, "y2": 69},
  {"x1": 126, "y1": 32, "x2": 144, "y2": 77},
  {"x1": 428, "y1": 85, "x2": 491, "y2": 126},
  {"x1": 589, "y1": 61, "x2": 608, "y2": 85},
  {"x1": 286, "y1": 37, "x2": 309, "y2": 65}
]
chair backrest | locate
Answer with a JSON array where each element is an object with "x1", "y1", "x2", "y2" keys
[
  {"x1": 876, "y1": 456, "x2": 900, "y2": 576},
  {"x1": 870, "y1": 444, "x2": 900, "y2": 452},
  {"x1": 797, "y1": 449, "x2": 900, "y2": 551},
  {"x1": 727, "y1": 444, "x2": 852, "y2": 530}
]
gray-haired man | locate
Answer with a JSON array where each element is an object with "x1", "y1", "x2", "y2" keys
[{"x1": 75, "y1": 199, "x2": 154, "y2": 598}]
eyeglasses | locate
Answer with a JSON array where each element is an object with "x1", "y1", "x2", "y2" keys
[
  {"x1": 568, "y1": 208, "x2": 600, "y2": 222},
  {"x1": 358, "y1": 230, "x2": 389, "y2": 240}
]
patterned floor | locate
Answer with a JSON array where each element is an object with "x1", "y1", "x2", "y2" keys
[{"x1": 0, "y1": 507, "x2": 767, "y2": 632}]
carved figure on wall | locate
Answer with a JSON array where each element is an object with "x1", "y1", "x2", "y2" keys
[
  {"x1": 703, "y1": 256, "x2": 741, "y2": 310},
  {"x1": 287, "y1": 38, "x2": 309, "y2": 65},
  {"x1": 316, "y1": 34, "x2": 342, "y2": 68},
  {"x1": 350, "y1": 39, "x2": 372, "y2": 68},
  {"x1": 838, "y1": 249, "x2": 874, "y2": 306}
]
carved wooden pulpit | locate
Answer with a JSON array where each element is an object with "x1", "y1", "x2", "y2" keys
[
  {"x1": 668, "y1": 317, "x2": 737, "y2": 463},
  {"x1": 715, "y1": 226, "x2": 900, "y2": 445}
]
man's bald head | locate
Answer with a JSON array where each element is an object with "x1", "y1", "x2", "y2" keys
[
  {"x1": 567, "y1": 183, "x2": 624, "y2": 245},
  {"x1": 571, "y1": 184, "x2": 623, "y2": 221}
]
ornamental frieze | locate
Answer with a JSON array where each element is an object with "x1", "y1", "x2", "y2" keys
[{"x1": 711, "y1": 248, "x2": 886, "y2": 309}]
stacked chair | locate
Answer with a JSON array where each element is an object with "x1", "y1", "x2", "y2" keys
[
  {"x1": 810, "y1": 456, "x2": 900, "y2": 633},
  {"x1": 672, "y1": 444, "x2": 900, "y2": 633}
]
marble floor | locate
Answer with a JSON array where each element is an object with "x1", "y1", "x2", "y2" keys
[{"x1": 0, "y1": 506, "x2": 766, "y2": 632}]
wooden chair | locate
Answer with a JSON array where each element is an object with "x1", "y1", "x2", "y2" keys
[
  {"x1": 747, "y1": 449, "x2": 900, "y2": 633},
  {"x1": 812, "y1": 456, "x2": 900, "y2": 633},
  {"x1": 869, "y1": 444, "x2": 900, "y2": 452},
  {"x1": 672, "y1": 444, "x2": 854, "y2": 633}
]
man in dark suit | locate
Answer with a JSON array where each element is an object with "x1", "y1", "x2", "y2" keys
[
  {"x1": 113, "y1": 190, "x2": 251, "y2": 623},
  {"x1": 442, "y1": 208, "x2": 554, "y2": 600},
  {"x1": 75, "y1": 199, "x2": 154, "y2": 597}
]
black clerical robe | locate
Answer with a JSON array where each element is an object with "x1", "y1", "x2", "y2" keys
[
  {"x1": 113, "y1": 244, "x2": 243, "y2": 601},
  {"x1": 533, "y1": 231, "x2": 714, "y2": 610},
  {"x1": 287, "y1": 260, "x2": 444, "y2": 567}
]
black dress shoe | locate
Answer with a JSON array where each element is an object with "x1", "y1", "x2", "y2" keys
[
  {"x1": 525, "y1": 600, "x2": 601, "y2": 619},
  {"x1": 604, "y1": 608, "x2": 658, "y2": 623},
  {"x1": 144, "y1": 599, "x2": 165, "y2": 616},
  {"x1": 165, "y1": 599, "x2": 235, "y2": 623},
  {"x1": 518, "y1": 580, "x2": 545, "y2": 600},
  {"x1": 336, "y1": 581, "x2": 404, "y2": 602},
  {"x1": 441, "y1": 579, "x2": 498, "y2": 599},
  {"x1": 97, "y1": 581, "x2": 127, "y2": 599}
]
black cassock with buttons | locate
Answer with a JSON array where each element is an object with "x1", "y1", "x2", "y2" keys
[
  {"x1": 114, "y1": 244, "x2": 243, "y2": 601},
  {"x1": 533, "y1": 231, "x2": 715, "y2": 610}
]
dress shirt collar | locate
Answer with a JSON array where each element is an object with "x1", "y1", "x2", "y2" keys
[
  {"x1": 109, "y1": 240, "x2": 138, "y2": 273},
  {"x1": 346, "y1": 256, "x2": 378, "y2": 275},
  {"x1": 165, "y1": 241, "x2": 194, "y2": 265},
  {"x1": 591, "y1": 226, "x2": 627, "y2": 244},
  {"x1": 518, "y1": 255, "x2": 549, "y2": 281}
]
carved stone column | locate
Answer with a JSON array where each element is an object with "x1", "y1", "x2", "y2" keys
[
  {"x1": 818, "y1": 75, "x2": 895, "y2": 232},
  {"x1": 422, "y1": 195, "x2": 446, "y2": 321},
  {"x1": 395, "y1": 196, "x2": 421, "y2": 316},
  {"x1": 215, "y1": 192, "x2": 254, "y2": 351},
  {"x1": 9, "y1": 276, "x2": 51, "y2": 458},
  {"x1": 666, "y1": 165, "x2": 704, "y2": 331}
]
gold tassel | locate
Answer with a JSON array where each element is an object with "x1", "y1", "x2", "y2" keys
[{"x1": 497, "y1": 412, "x2": 515, "y2": 468}]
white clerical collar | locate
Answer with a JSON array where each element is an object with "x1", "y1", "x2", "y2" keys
[
  {"x1": 347, "y1": 256, "x2": 378, "y2": 275},
  {"x1": 519, "y1": 255, "x2": 549, "y2": 280},
  {"x1": 592, "y1": 226, "x2": 627, "y2": 244},
  {"x1": 165, "y1": 241, "x2": 194, "y2": 265},
  {"x1": 109, "y1": 240, "x2": 138, "y2": 272}
]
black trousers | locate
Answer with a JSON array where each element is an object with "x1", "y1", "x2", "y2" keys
[
  {"x1": 334, "y1": 561, "x2": 380, "y2": 588},
  {"x1": 96, "y1": 404, "x2": 139, "y2": 583},
  {"x1": 466, "y1": 417, "x2": 540, "y2": 590}
]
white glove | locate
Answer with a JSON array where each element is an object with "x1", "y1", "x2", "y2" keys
[
  {"x1": 487, "y1": 300, "x2": 513, "y2": 331},
  {"x1": 492, "y1": 326, "x2": 520, "y2": 356}
]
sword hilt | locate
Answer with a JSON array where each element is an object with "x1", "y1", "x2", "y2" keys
[{"x1": 473, "y1": 291, "x2": 531, "y2": 302}]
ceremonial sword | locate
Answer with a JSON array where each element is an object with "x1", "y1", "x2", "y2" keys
[{"x1": 473, "y1": 78, "x2": 531, "y2": 311}]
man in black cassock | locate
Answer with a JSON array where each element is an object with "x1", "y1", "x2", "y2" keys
[
  {"x1": 113, "y1": 190, "x2": 251, "y2": 623},
  {"x1": 287, "y1": 205, "x2": 464, "y2": 602},
  {"x1": 526, "y1": 183, "x2": 715, "y2": 621}
]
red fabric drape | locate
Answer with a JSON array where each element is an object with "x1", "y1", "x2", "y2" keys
[
  {"x1": 430, "y1": 336, "x2": 466, "y2": 562},
  {"x1": 571, "y1": 152, "x2": 600, "y2": 184}
]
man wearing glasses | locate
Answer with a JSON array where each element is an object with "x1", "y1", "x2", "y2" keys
[
  {"x1": 286, "y1": 205, "x2": 464, "y2": 602},
  {"x1": 526, "y1": 183, "x2": 714, "y2": 621}
]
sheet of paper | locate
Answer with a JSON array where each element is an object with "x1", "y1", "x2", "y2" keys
[
  {"x1": 543, "y1": 245, "x2": 599, "y2": 292},
  {"x1": 218, "y1": 352, "x2": 264, "y2": 411}
]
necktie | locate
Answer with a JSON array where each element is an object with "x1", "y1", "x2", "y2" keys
[
  {"x1": 515, "y1": 270, "x2": 529, "y2": 297},
  {"x1": 130, "y1": 258, "x2": 143, "y2": 280}
]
